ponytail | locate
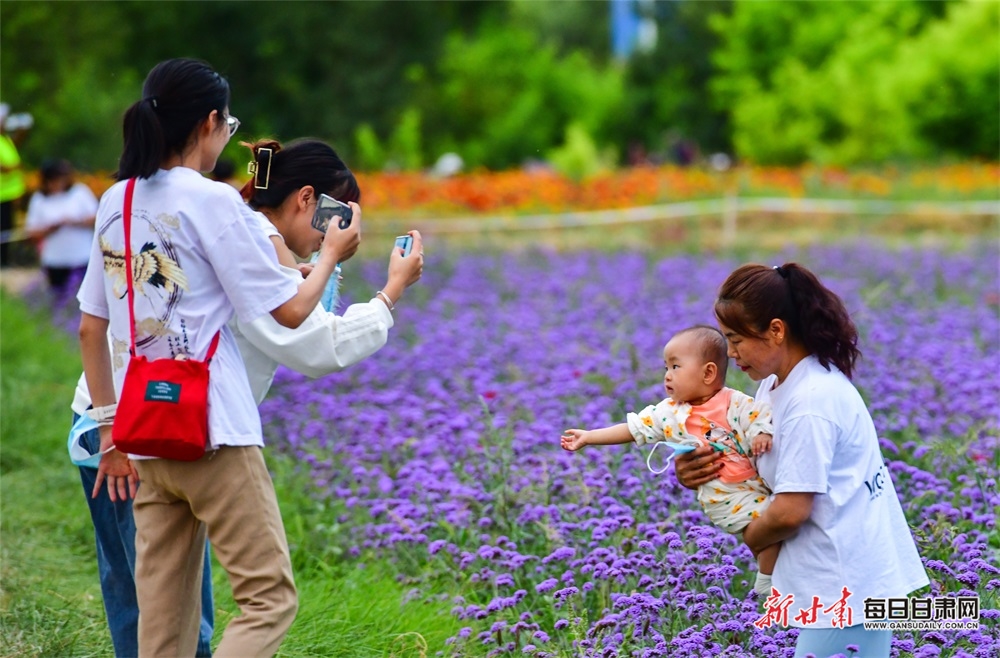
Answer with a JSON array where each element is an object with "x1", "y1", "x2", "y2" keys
[
  {"x1": 783, "y1": 264, "x2": 861, "y2": 378},
  {"x1": 116, "y1": 58, "x2": 230, "y2": 181},
  {"x1": 117, "y1": 99, "x2": 165, "y2": 180},
  {"x1": 715, "y1": 263, "x2": 861, "y2": 379},
  {"x1": 240, "y1": 138, "x2": 360, "y2": 210}
]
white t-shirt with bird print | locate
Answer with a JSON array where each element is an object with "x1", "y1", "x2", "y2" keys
[{"x1": 77, "y1": 167, "x2": 299, "y2": 451}]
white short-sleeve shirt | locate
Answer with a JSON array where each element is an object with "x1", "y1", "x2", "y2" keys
[
  {"x1": 77, "y1": 168, "x2": 299, "y2": 451},
  {"x1": 25, "y1": 182, "x2": 98, "y2": 268},
  {"x1": 755, "y1": 356, "x2": 928, "y2": 627}
]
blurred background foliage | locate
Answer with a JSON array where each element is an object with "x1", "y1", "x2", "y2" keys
[{"x1": 1, "y1": 0, "x2": 997, "y2": 175}]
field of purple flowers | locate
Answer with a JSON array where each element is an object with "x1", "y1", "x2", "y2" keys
[
  {"x1": 250, "y1": 243, "x2": 999, "y2": 658},
  {"x1": 23, "y1": 242, "x2": 996, "y2": 657}
]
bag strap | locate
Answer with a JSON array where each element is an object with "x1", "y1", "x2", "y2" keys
[
  {"x1": 122, "y1": 178, "x2": 139, "y2": 355},
  {"x1": 122, "y1": 178, "x2": 220, "y2": 362}
]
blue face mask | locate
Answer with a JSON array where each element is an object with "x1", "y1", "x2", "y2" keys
[
  {"x1": 645, "y1": 439, "x2": 700, "y2": 475},
  {"x1": 67, "y1": 413, "x2": 102, "y2": 468}
]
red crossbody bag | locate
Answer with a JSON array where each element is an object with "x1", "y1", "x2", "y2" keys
[{"x1": 112, "y1": 178, "x2": 218, "y2": 460}]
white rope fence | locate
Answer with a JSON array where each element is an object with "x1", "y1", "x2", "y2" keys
[
  {"x1": 3, "y1": 197, "x2": 996, "y2": 243},
  {"x1": 370, "y1": 197, "x2": 1000, "y2": 236}
]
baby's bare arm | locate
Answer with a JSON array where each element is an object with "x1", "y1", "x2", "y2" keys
[{"x1": 560, "y1": 423, "x2": 633, "y2": 451}]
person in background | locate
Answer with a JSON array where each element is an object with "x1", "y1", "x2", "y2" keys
[
  {"x1": 211, "y1": 158, "x2": 242, "y2": 190},
  {"x1": 675, "y1": 262, "x2": 928, "y2": 658},
  {"x1": 24, "y1": 158, "x2": 98, "y2": 294},
  {"x1": 0, "y1": 103, "x2": 27, "y2": 267}
]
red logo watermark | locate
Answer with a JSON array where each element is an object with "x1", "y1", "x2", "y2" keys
[
  {"x1": 756, "y1": 586, "x2": 853, "y2": 629},
  {"x1": 755, "y1": 588, "x2": 980, "y2": 631}
]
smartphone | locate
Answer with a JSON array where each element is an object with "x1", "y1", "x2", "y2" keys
[
  {"x1": 394, "y1": 235, "x2": 413, "y2": 256},
  {"x1": 311, "y1": 194, "x2": 353, "y2": 233}
]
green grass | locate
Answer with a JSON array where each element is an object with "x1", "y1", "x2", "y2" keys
[
  {"x1": 0, "y1": 290, "x2": 460, "y2": 657},
  {"x1": 1, "y1": 288, "x2": 111, "y2": 657}
]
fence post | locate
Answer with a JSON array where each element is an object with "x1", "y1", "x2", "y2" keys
[{"x1": 722, "y1": 191, "x2": 738, "y2": 248}]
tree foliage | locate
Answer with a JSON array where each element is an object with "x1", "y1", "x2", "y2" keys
[
  {"x1": 1, "y1": 0, "x2": 499, "y2": 171},
  {"x1": 0, "y1": 0, "x2": 995, "y2": 172},
  {"x1": 411, "y1": 25, "x2": 625, "y2": 170},
  {"x1": 712, "y1": 0, "x2": 999, "y2": 164},
  {"x1": 616, "y1": 0, "x2": 733, "y2": 157}
]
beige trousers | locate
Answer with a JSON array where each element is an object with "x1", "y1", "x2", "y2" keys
[{"x1": 133, "y1": 446, "x2": 297, "y2": 658}]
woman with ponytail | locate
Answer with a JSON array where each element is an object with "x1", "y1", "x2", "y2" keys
[
  {"x1": 70, "y1": 134, "x2": 421, "y2": 656},
  {"x1": 675, "y1": 263, "x2": 927, "y2": 658},
  {"x1": 77, "y1": 58, "x2": 360, "y2": 657}
]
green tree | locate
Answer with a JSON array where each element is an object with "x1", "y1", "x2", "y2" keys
[
  {"x1": 415, "y1": 25, "x2": 625, "y2": 169},
  {"x1": 110, "y1": 0, "x2": 500, "y2": 167},
  {"x1": 4, "y1": 0, "x2": 993, "y2": 174},
  {"x1": 616, "y1": 0, "x2": 734, "y2": 160},
  {"x1": 0, "y1": 1, "x2": 140, "y2": 170},
  {"x1": 508, "y1": 0, "x2": 611, "y2": 62},
  {"x1": 711, "y1": 0, "x2": 997, "y2": 165},
  {"x1": 1, "y1": 1, "x2": 501, "y2": 171},
  {"x1": 888, "y1": 0, "x2": 1000, "y2": 160}
]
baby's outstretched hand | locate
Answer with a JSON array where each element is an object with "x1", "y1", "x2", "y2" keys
[
  {"x1": 752, "y1": 433, "x2": 773, "y2": 456},
  {"x1": 560, "y1": 429, "x2": 589, "y2": 452}
]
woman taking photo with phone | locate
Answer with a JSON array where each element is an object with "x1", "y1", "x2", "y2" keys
[
  {"x1": 233, "y1": 138, "x2": 423, "y2": 403},
  {"x1": 77, "y1": 58, "x2": 359, "y2": 657}
]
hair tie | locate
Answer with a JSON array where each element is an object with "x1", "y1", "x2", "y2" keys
[
  {"x1": 773, "y1": 265, "x2": 789, "y2": 279},
  {"x1": 247, "y1": 147, "x2": 273, "y2": 190},
  {"x1": 143, "y1": 96, "x2": 158, "y2": 109}
]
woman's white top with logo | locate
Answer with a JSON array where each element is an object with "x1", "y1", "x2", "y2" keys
[
  {"x1": 754, "y1": 355, "x2": 928, "y2": 628},
  {"x1": 77, "y1": 168, "x2": 299, "y2": 452}
]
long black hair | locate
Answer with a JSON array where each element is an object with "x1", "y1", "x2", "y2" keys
[
  {"x1": 715, "y1": 263, "x2": 861, "y2": 379},
  {"x1": 116, "y1": 58, "x2": 230, "y2": 180}
]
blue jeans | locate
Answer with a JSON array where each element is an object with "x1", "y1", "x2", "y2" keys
[
  {"x1": 794, "y1": 625, "x2": 892, "y2": 658},
  {"x1": 77, "y1": 414, "x2": 214, "y2": 657}
]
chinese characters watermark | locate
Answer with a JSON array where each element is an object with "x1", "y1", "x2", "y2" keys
[{"x1": 754, "y1": 589, "x2": 980, "y2": 632}]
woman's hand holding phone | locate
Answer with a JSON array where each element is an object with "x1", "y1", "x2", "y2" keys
[
  {"x1": 379, "y1": 230, "x2": 423, "y2": 308},
  {"x1": 318, "y1": 201, "x2": 361, "y2": 265},
  {"x1": 389, "y1": 230, "x2": 423, "y2": 285}
]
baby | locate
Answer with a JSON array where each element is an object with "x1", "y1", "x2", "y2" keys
[{"x1": 561, "y1": 324, "x2": 778, "y2": 595}]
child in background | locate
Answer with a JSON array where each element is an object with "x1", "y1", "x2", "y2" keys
[{"x1": 560, "y1": 324, "x2": 779, "y2": 595}]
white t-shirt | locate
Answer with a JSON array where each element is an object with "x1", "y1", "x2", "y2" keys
[
  {"x1": 755, "y1": 356, "x2": 928, "y2": 628},
  {"x1": 25, "y1": 182, "x2": 98, "y2": 267},
  {"x1": 72, "y1": 210, "x2": 395, "y2": 416},
  {"x1": 77, "y1": 168, "x2": 299, "y2": 452}
]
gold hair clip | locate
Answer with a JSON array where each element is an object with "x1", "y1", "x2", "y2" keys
[{"x1": 247, "y1": 147, "x2": 273, "y2": 190}]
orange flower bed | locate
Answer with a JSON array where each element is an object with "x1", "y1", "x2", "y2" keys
[
  {"x1": 60, "y1": 163, "x2": 999, "y2": 219},
  {"x1": 358, "y1": 164, "x2": 998, "y2": 216}
]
